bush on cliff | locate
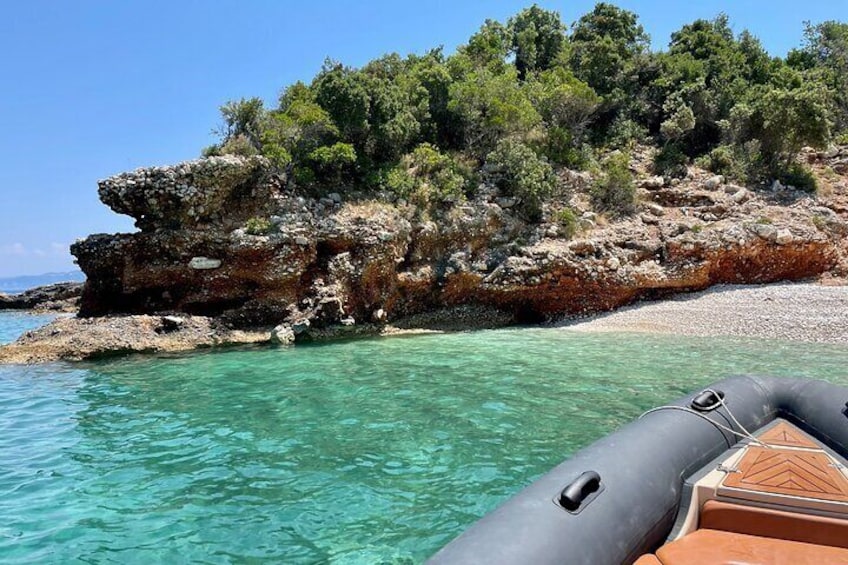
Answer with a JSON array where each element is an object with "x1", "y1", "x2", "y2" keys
[
  {"x1": 485, "y1": 139, "x2": 557, "y2": 221},
  {"x1": 297, "y1": 143, "x2": 358, "y2": 189},
  {"x1": 591, "y1": 152, "x2": 636, "y2": 216},
  {"x1": 385, "y1": 143, "x2": 471, "y2": 208},
  {"x1": 555, "y1": 207, "x2": 580, "y2": 238}
]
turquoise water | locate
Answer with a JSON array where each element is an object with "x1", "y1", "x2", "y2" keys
[
  {"x1": 0, "y1": 312, "x2": 58, "y2": 345},
  {"x1": 1, "y1": 314, "x2": 848, "y2": 563}
]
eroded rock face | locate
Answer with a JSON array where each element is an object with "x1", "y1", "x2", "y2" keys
[
  {"x1": 98, "y1": 155, "x2": 272, "y2": 230},
  {"x1": 66, "y1": 152, "x2": 848, "y2": 341}
]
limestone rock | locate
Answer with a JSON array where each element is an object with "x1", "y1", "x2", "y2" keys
[
  {"x1": 270, "y1": 324, "x2": 295, "y2": 344},
  {"x1": 703, "y1": 175, "x2": 724, "y2": 190},
  {"x1": 292, "y1": 318, "x2": 311, "y2": 335},
  {"x1": 775, "y1": 229, "x2": 793, "y2": 245},
  {"x1": 0, "y1": 282, "x2": 83, "y2": 312},
  {"x1": 641, "y1": 176, "x2": 665, "y2": 189},
  {"x1": 732, "y1": 189, "x2": 751, "y2": 204},
  {"x1": 160, "y1": 315, "x2": 185, "y2": 332},
  {"x1": 646, "y1": 203, "x2": 665, "y2": 216},
  {"x1": 98, "y1": 155, "x2": 270, "y2": 231}
]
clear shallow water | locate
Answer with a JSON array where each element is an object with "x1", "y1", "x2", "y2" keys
[
  {"x1": 0, "y1": 312, "x2": 58, "y2": 345},
  {"x1": 1, "y1": 323, "x2": 848, "y2": 564}
]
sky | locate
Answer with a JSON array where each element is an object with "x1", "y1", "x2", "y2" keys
[{"x1": 1, "y1": 0, "x2": 846, "y2": 277}]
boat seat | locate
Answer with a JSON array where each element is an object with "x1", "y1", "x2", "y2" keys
[
  {"x1": 654, "y1": 529, "x2": 848, "y2": 564},
  {"x1": 700, "y1": 500, "x2": 848, "y2": 548},
  {"x1": 632, "y1": 556, "x2": 662, "y2": 564}
]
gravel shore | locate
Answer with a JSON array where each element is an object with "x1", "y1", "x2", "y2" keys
[{"x1": 560, "y1": 282, "x2": 848, "y2": 344}]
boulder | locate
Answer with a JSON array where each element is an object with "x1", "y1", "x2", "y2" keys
[
  {"x1": 270, "y1": 324, "x2": 295, "y2": 345},
  {"x1": 292, "y1": 318, "x2": 311, "y2": 335},
  {"x1": 641, "y1": 176, "x2": 665, "y2": 189},
  {"x1": 775, "y1": 229, "x2": 793, "y2": 245},
  {"x1": 703, "y1": 175, "x2": 724, "y2": 190}
]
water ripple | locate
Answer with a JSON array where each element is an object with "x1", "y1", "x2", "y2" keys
[{"x1": 1, "y1": 329, "x2": 848, "y2": 563}]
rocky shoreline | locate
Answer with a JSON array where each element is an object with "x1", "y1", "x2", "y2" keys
[
  {"x1": 0, "y1": 282, "x2": 83, "y2": 313},
  {"x1": 2, "y1": 146, "x2": 848, "y2": 363}
]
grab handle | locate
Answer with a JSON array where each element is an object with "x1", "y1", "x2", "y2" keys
[{"x1": 558, "y1": 471, "x2": 602, "y2": 512}]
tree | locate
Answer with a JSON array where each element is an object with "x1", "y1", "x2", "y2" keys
[
  {"x1": 462, "y1": 20, "x2": 510, "y2": 71},
  {"x1": 651, "y1": 16, "x2": 777, "y2": 154},
  {"x1": 261, "y1": 97, "x2": 338, "y2": 170},
  {"x1": 789, "y1": 21, "x2": 848, "y2": 131},
  {"x1": 569, "y1": 3, "x2": 649, "y2": 98},
  {"x1": 507, "y1": 5, "x2": 566, "y2": 80},
  {"x1": 408, "y1": 49, "x2": 458, "y2": 146},
  {"x1": 312, "y1": 60, "x2": 371, "y2": 147},
  {"x1": 526, "y1": 68, "x2": 600, "y2": 166},
  {"x1": 448, "y1": 68, "x2": 541, "y2": 157},
  {"x1": 730, "y1": 83, "x2": 831, "y2": 170}
]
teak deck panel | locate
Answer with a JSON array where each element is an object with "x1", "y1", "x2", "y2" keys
[
  {"x1": 723, "y1": 447, "x2": 848, "y2": 503},
  {"x1": 757, "y1": 421, "x2": 820, "y2": 449}
]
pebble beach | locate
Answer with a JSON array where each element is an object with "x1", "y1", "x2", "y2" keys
[{"x1": 562, "y1": 282, "x2": 848, "y2": 344}]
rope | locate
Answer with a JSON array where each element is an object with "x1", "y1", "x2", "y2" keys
[{"x1": 639, "y1": 388, "x2": 773, "y2": 449}]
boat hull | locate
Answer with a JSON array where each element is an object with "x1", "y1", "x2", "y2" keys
[{"x1": 427, "y1": 376, "x2": 848, "y2": 565}]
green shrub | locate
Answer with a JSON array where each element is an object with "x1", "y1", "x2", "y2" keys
[
  {"x1": 555, "y1": 207, "x2": 580, "y2": 238},
  {"x1": 695, "y1": 142, "x2": 762, "y2": 183},
  {"x1": 219, "y1": 134, "x2": 259, "y2": 157},
  {"x1": 654, "y1": 144, "x2": 688, "y2": 178},
  {"x1": 544, "y1": 127, "x2": 591, "y2": 169},
  {"x1": 385, "y1": 143, "x2": 471, "y2": 208},
  {"x1": 606, "y1": 118, "x2": 648, "y2": 149},
  {"x1": 201, "y1": 144, "x2": 222, "y2": 157},
  {"x1": 591, "y1": 153, "x2": 636, "y2": 216},
  {"x1": 244, "y1": 217, "x2": 272, "y2": 235},
  {"x1": 777, "y1": 162, "x2": 818, "y2": 192},
  {"x1": 485, "y1": 139, "x2": 557, "y2": 221},
  {"x1": 834, "y1": 131, "x2": 848, "y2": 145},
  {"x1": 303, "y1": 142, "x2": 357, "y2": 187}
]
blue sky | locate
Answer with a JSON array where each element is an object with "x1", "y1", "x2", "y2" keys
[{"x1": 1, "y1": 0, "x2": 846, "y2": 277}]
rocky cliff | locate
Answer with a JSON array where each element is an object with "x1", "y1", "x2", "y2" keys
[
  {"x1": 67, "y1": 148, "x2": 847, "y2": 344},
  {"x1": 2, "y1": 148, "x2": 845, "y2": 362}
]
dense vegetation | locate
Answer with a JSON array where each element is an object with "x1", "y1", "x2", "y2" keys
[{"x1": 204, "y1": 4, "x2": 847, "y2": 218}]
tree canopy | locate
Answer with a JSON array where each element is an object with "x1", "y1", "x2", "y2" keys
[{"x1": 206, "y1": 3, "x2": 845, "y2": 205}]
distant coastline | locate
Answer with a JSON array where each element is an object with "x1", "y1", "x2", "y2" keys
[{"x1": 0, "y1": 270, "x2": 84, "y2": 294}]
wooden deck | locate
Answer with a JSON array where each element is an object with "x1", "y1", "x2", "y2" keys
[{"x1": 720, "y1": 420, "x2": 848, "y2": 504}]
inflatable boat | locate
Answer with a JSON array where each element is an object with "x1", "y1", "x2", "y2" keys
[{"x1": 428, "y1": 376, "x2": 848, "y2": 564}]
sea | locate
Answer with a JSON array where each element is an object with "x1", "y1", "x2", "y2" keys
[{"x1": 1, "y1": 311, "x2": 847, "y2": 563}]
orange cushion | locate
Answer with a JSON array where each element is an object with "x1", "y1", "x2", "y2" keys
[
  {"x1": 632, "y1": 555, "x2": 662, "y2": 564},
  {"x1": 656, "y1": 529, "x2": 848, "y2": 565},
  {"x1": 700, "y1": 500, "x2": 848, "y2": 548}
]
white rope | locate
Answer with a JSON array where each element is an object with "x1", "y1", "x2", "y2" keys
[{"x1": 640, "y1": 389, "x2": 773, "y2": 449}]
